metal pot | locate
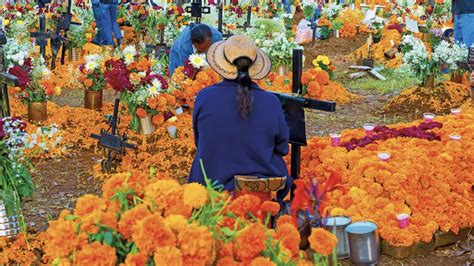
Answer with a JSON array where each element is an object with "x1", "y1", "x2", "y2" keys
[
  {"x1": 84, "y1": 89, "x2": 103, "y2": 110},
  {"x1": 346, "y1": 221, "x2": 380, "y2": 266},
  {"x1": 28, "y1": 101, "x2": 48, "y2": 122},
  {"x1": 139, "y1": 114, "x2": 156, "y2": 135},
  {"x1": 322, "y1": 216, "x2": 352, "y2": 259},
  {"x1": 0, "y1": 201, "x2": 20, "y2": 238},
  {"x1": 277, "y1": 65, "x2": 289, "y2": 76}
]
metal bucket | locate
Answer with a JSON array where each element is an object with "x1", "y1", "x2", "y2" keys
[
  {"x1": 0, "y1": 202, "x2": 20, "y2": 238},
  {"x1": 322, "y1": 216, "x2": 352, "y2": 259},
  {"x1": 346, "y1": 221, "x2": 380, "y2": 266}
]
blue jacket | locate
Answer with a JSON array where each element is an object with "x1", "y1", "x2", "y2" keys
[
  {"x1": 189, "y1": 80, "x2": 291, "y2": 197},
  {"x1": 169, "y1": 24, "x2": 222, "y2": 77}
]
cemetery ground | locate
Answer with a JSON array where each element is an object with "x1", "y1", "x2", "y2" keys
[{"x1": 18, "y1": 36, "x2": 473, "y2": 265}]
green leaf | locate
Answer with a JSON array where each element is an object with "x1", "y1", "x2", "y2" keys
[
  {"x1": 220, "y1": 227, "x2": 235, "y2": 237},
  {"x1": 103, "y1": 231, "x2": 114, "y2": 245},
  {"x1": 64, "y1": 214, "x2": 77, "y2": 221}
]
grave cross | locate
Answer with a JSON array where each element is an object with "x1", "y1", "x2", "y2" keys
[
  {"x1": 91, "y1": 99, "x2": 135, "y2": 173},
  {"x1": 30, "y1": 14, "x2": 51, "y2": 60},
  {"x1": 309, "y1": 8, "x2": 320, "y2": 47},
  {"x1": 270, "y1": 49, "x2": 336, "y2": 198},
  {"x1": 348, "y1": 35, "x2": 386, "y2": 80},
  {"x1": 185, "y1": 0, "x2": 211, "y2": 23}
]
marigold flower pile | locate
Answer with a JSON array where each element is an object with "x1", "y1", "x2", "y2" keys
[{"x1": 298, "y1": 104, "x2": 474, "y2": 246}]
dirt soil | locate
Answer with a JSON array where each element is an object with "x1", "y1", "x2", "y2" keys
[{"x1": 22, "y1": 150, "x2": 103, "y2": 232}]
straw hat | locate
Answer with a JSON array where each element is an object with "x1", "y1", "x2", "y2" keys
[{"x1": 206, "y1": 35, "x2": 271, "y2": 80}]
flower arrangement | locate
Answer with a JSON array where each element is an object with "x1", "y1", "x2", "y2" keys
[
  {"x1": 8, "y1": 57, "x2": 60, "y2": 104},
  {"x1": 78, "y1": 54, "x2": 106, "y2": 91},
  {"x1": 259, "y1": 33, "x2": 301, "y2": 68},
  {"x1": 0, "y1": 117, "x2": 34, "y2": 219},
  {"x1": 400, "y1": 35, "x2": 438, "y2": 83},
  {"x1": 170, "y1": 54, "x2": 220, "y2": 108},
  {"x1": 301, "y1": 0, "x2": 319, "y2": 20},
  {"x1": 432, "y1": 41, "x2": 468, "y2": 75},
  {"x1": 312, "y1": 55, "x2": 336, "y2": 80},
  {"x1": 321, "y1": 2, "x2": 343, "y2": 22},
  {"x1": 365, "y1": 16, "x2": 385, "y2": 40},
  {"x1": 218, "y1": 5, "x2": 248, "y2": 36}
]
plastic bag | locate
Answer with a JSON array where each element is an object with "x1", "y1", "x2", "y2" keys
[{"x1": 295, "y1": 19, "x2": 313, "y2": 45}]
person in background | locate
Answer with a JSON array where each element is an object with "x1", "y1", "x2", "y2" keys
[
  {"x1": 91, "y1": 0, "x2": 105, "y2": 45},
  {"x1": 169, "y1": 23, "x2": 222, "y2": 77},
  {"x1": 452, "y1": 0, "x2": 474, "y2": 47},
  {"x1": 100, "y1": 0, "x2": 123, "y2": 47},
  {"x1": 189, "y1": 35, "x2": 292, "y2": 203}
]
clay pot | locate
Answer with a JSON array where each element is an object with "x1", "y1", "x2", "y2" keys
[
  {"x1": 28, "y1": 101, "x2": 47, "y2": 122},
  {"x1": 84, "y1": 89, "x2": 103, "y2": 110}
]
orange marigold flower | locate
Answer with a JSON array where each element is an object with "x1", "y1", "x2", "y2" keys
[
  {"x1": 216, "y1": 256, "x2": 242, "y2": 266},
  {"x1": 75, "y1": 242, "x2": 116, "y2": 266},
  {"x1": 183, "y1": 183, "x2": 208, "y2": 209},
  {"x1": 228, "y1": 194, "x2": 261, "y2": 219},
  {"x1": 234, "y1": 223, "x2": 266, "y2": 262},
  {"x1": 216, "y1": 240, "x2": 234, "y2": 258},
  {"x1": 276, "y1": 223, "x2": 300, "y2": 257},
  {"x1": 301, "y1": 72, "x2": 313, "y2": 85},
  {"x1": 276, "y1": 215, "x2": 295, "y2": 227},
  {"x1": 118, "y1": 203, "x2": 152, "y2": 240},
  {"x1": 164, "y1": 214, "x2": 188, "y2": 234},
  {"x1": 308, "y1": 228, "x2": 338, "y2": 256},
  {"x1": 314, "y1": 70, "x2": 330, "y2": 86},
  {"x1": 249, "y1": 257, "x2": 276, "y2": 266},
  {"x1": 147, "y1": 97, "x2": 158, "y2": 109},
  {"x1": 152, "y1": 114, "x2": 165, "y2": 125},
  {"x1": 178, "y1": 223, "x2": 215, "y2": 265},
  {"x1": 154, "y1": 246, "x2": 183, "y2": 266},
  {"x1": 261, "y1": 201, "x2": 280, "y2": 216},
  {"x1": 307, "y1": 80, "x2": 322, "y2": 99},
  {"x1": 136, "y1": 108, "x2": 147, "y2": 118},
  {"x1": 124, "y1": 252, "x2": 149, "y2": 266},
  {"x1": 132, "y1": 213, "x2": 176, "y2": 256},
  {"x1": 84, "y1": 79, "x2": 93, "y2": 87},
  {"x1": 74, "y1": 194, "x2": 106, "y2": 217}
]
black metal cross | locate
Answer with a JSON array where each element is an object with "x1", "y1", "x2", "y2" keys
[
  {"x1": 91, "y1": 99, "x2": 135, "y2": 173},
  {"x1": 185, "y1": 0, "x2": 211, "y2": 23},
  {"x1": 309, "y1": 8, "x2": 320, "y2": 47},
  {"x1": 30, "y1": 14, "x2": 51, "y2": 60}
]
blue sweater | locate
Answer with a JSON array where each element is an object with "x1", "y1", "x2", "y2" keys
[
  {"x1": 169, "y1": 24, "x2": 223, "y2": 77},
  {"x1": 189, "y1": 80, "x2": 291, "y2": 194}
]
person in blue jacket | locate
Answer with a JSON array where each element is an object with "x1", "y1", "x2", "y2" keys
[
  {"x1": 188, "y1": 35, "x2": 292, "y2": 201},
  {"x1": 169, "y1": 23, "x2": 222, "y2": 77}
]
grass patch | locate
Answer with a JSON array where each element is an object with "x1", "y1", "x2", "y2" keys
[{"x1": 339, "y1": 67, "x2": 420, "y2": 94}]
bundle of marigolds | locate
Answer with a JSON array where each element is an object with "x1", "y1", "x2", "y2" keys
[
  {"x1": 258, "y1": 67, "x2": 357, "y2": 104},
  {"x1": 299, "y1": 106, "x2": 474, "y2": 246},
  {"x1": 41, "y1": 170, "x2": 337, "y2": 265}
]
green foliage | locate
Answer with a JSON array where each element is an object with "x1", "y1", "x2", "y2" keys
[{"x1": 342, "y1": 67, "x2": 420, "y2": 94}]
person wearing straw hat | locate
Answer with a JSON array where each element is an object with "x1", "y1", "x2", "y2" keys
[{"x1": 188, "y1": 35, "x2": 292, "y2": 202}]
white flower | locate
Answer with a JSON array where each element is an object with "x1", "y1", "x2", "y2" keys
[
  {"x1": 148, "y1": 79, "x2": 162, "y2": 97},
  {"x1": 85, "y1": 60, "x2": 98, "y2": 71},
  {"x1": 189, "y1": 53, "x2": 208, "y2": 69},
  {"x1": 123, "y1": 45, "x2": 137, "y2": 65}
]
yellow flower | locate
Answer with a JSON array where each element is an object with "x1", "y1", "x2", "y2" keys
[
  {"x1": 54, "y1": 86, "x2": 62, "y2": 96},
  {"x1": 183, "y1": 183, "x2": 208, "y2": 209},
  {"x1": 316, "y1": 55, "x2": 330, "y2": 66},
  {"x1": 16, "y1": 20, "x2": 24, "y2": 26},
  {"x1": 2, "y1": 19, "x2": 10, "y2": 27}
]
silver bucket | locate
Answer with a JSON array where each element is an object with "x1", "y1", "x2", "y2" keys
[
  {"x1": 322, "y1": 216, "x2": 352, "y2": 259},
  {"x1": 0, "y1": 202, "x2": 20, "y2": 238},
  {"x1": 346, "y1": 221, "x2": 380, "y2": 266}
]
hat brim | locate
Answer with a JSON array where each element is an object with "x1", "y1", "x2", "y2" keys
[{"x1": 206, "y1": 40, "x2": 272, "y2": 80}]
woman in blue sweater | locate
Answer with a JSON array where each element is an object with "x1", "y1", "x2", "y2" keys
[{"x1": 188, "y1": 35, "x2": 291, "y2": 201}]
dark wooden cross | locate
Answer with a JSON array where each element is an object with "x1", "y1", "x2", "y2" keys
[
  {"x1": 271, "y1": 49, "x2": 336, "y2": 198},
  {"x1": 309, "y1": 8, "x2": 320, "y2": 47},
  {"x1": 185, "y1": 0, "x2": 211, "y2": 23},
  {"x1": 30, "y1": 14, "x2": 50, "y2": 60}
]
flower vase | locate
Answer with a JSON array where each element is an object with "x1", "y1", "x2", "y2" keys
[
  {"x1": 0, "y1": 201, "x2": 20, "y2": 238},
  {"x1": 335, "y1": 29, "x2": 340, "y2": 38},
  {"x1": 422, "y1": 75, "x2": 435, "y2": 88},
  {"x1": 277, "y1": 65, "x2": 289, "y2": 76},
  {"x1": 84, "y1": 89, "x2": 103, "y2": 110},
  {"x1": 68, "y1": 48, "x2": 81, "y2": 63},
  {"x1": 139, "y1": 114, "x2": 156, "y2": 135},
  {"x1": 28, "y1": 101, "x2": 48, "y2": 122},
  {"x1": 450, "y1": 73, "x2": 463, "y2": 84}
]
